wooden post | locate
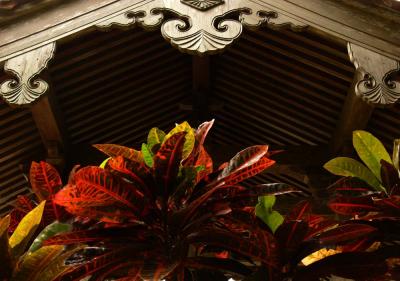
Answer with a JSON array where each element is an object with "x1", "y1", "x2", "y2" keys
[{"x1": 332, "y1": 43, "x2": 400, "y2": 154}]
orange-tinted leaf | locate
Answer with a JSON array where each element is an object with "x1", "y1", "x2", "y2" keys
[
  {"x1": 54, "y1": 167, "x2": 144, "y2": 222},
  {"x1": 93, "y1": 144, "x2": 143, "y2": 163}
]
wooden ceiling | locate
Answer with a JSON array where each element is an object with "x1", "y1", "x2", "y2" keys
[{"x1": 1, "y1": 24, "x2": 400, "y2": 215}]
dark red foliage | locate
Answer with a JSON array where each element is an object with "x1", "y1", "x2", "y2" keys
[
  {"x1": 49, "y1": 121, "x2": 285, "y2": 281},
  {"x1": 8, "y1": 161, "x2": 69, "y2": 233}
]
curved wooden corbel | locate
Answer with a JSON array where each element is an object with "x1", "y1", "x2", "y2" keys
[
  {"x1": 348, "y1": 43, "x2": 400, "y2": 106},
  {"x1": 96, "y1": 0, "x2": 307, "y2": 55},
  {"x1": 0, "y1": 42, "x2": 55, "y2": 106}
]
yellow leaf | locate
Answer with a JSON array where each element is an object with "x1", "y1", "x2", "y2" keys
[
  {"x1": 301, "y1": 248, "x2": 341, "y2": 266},
  {"x1": 11, "y1": 245, "x2": 64, "y2": 281},
  {"x1": 9, "y1": 201, "x2": 46, "y2": 258},
  {"x1": 164, "y1": 121, "x2": 195, "y2": 159}
]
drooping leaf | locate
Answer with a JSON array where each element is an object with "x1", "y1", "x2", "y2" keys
[
  {"x1": 93, "y1": 144, "x2": 143, "y2": 163},
  {"x1": 353, "y1": 130, "x2": 392, "y2": 181},
  {"x1": 11, "y1": 245, "x2": 65, "y2": 281},
  {"x1": 163, "y1": 121, "x2": 195, "y2": 160},
  {"x1": 154, "y1": 132, "x2": 186, "y2": 197},
  {"x1": 9, "y1": 201, "x2": 46, "y2": 258},
  {"x1": 28, "y1": 222, "x2": 72, "y2": 253},
  {"x1": 324, "y1": 157, "x2": 383, "y2": 191},
  {"x1": 30, "y1": 161, "x2": 62, "y2": 201},
  {"x1": 255, "y1": 195, "x2": 284, "y2": 233},
  {"x1": 147, "y1": 128, "x2": 166, "y2": 152},
  {"x1": 0, "y1": 215, "x2": 13, "y2": 280},
  {"x1": 141, "y1": 143, "x2": 154, "y2": 168},
  {"x1": 54, "y1": 167, "x2": 144, "y2": 222}
]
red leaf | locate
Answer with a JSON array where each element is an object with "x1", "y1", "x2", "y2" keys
[
  {"x1": 315, "y1": 223, "x2": 378, "y2": 245},
  {"x1": 276, "y1": 221, "x2": 309, "y2": 248},
  {"x1": 93, "y1": 144, "x2": 143, "y2": 162},
  {"x1": 30, "y1": 161, "x2": 62, "y2": 200},
  {"x1": 186, "y1": 230, "x2": 277, "y2": 266},
  {"x1": 45, "y1": 226, "x2": 148, "y2": 246},
  {"x1": 54, "y1": 167, "x2": 145, "y2": 222},
  {"x1": 374, "y1": 196, "x2": 400, "y2": 214},
  {"x1": 183, "y1": 257, "x2": 251, "y2": 276},
  {"x1": 328, "y1": 196, "x2": 378, "y2": 216},
  {"x1": 108, "y1": 156, "x2": 153, "y2": 198},
  {"x1": 153, "y1": 132, "x2": 186, "y2": 197},
  {"x1": 219, "y1": 157, "x2": 275, "y2": 187},
  {"x1": 194, "y1": 146, "x2": 213, "y2": 182},
  {"x1": 218, "y1": 145, "x2": 269, "y2": 180},
  {"x1": 286, "y1": 200, "x2": 311, "y2": 222}
]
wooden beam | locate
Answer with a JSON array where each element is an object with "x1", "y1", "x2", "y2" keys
[
  {"x1": 192, "y1": 56, "x2": 210, "y2": 123},
  {"x1": 30, "y1": 90, "x2": 66, "y2": 170}
]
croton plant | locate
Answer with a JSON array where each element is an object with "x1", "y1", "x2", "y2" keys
[{"x1": 0, "y1": 122, "x2": 399, "y2": 281}]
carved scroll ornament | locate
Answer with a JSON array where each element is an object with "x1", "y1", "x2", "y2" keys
[
  {"x1": 96, "y1": 0, "x2": 307, "y2": 55},
  {"x1": 348, "y1": 43, "x2": 400, "y2": 106},
  {"x1": 0, "y1": 43, "x2": 55, "y2": 106}
]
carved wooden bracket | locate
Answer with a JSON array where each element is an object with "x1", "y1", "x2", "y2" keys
[
  {"x1": 0, "y1": 42, "x2": 55, "y2": 106},
  {"x1": 96, "y1": 0, "x2": 307, "y2": 55},
  {"x1": 348, "y1": 43, "x2": 400, "y2": 106}
]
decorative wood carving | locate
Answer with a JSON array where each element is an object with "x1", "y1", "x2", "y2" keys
[
  {"x1": 348, "y1": 42, "x2": 400, "y2": 106},
  {"x1": 96, "y1": 0, "x2": 307, "y2": 55},
  {"x1": 0, "y1": 43, "x2": 55, "y2": 106}
]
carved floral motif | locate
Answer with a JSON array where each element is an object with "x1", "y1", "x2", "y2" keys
[
  {"x1": 0, "y1": 43, "x2": 55, "y2": 106},
  {"x1": 96, "y1": 0, "x2": 307, "y2": 55},
  {"x1": 348, "y1": 43, "x2": 400, "y2": 106},
  {"x1": 180, "y1": 0, "x2": 224, "y2": 11}
]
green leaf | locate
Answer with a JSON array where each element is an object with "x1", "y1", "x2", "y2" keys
[
  {"x1": 0, "y1": 215, "x2": 13, "y2": 280},
  {"x1": 9, "y1": 201, "x2": 46, "y2": 258},
  {"x1": 141, "y1": 143, "x2": 154, "y2": 167},
  {"x1": 256, "y1": 195, "x2": 284, "y2": 233},
  {"x1": 164, "y1": 121, "x2": 195, "y2": 160},
  {"x1": 147, "y1": 127, "x2": 166, "y2": 151},
  {"x1": 11, "y1": 245, "x2": 64, "y2": 281},
  {"x1": 393, "y1": 139, "x2": 400, "y2": 171},
  {"x1": 99, "y1": 157, "x2": 111, "y2": 169},
  {"x1": 353, "y1": 130, "x2": 392, "y2": 181},
  {"x1": 195, "y1": 165, "x2": 205, "y2": 173},
  {"x1": 324, "y1": 157, "x2": 384, "y2": 191},
  {"x1": 28, "y1": 222, "x2": 72, "y2": 253}
]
